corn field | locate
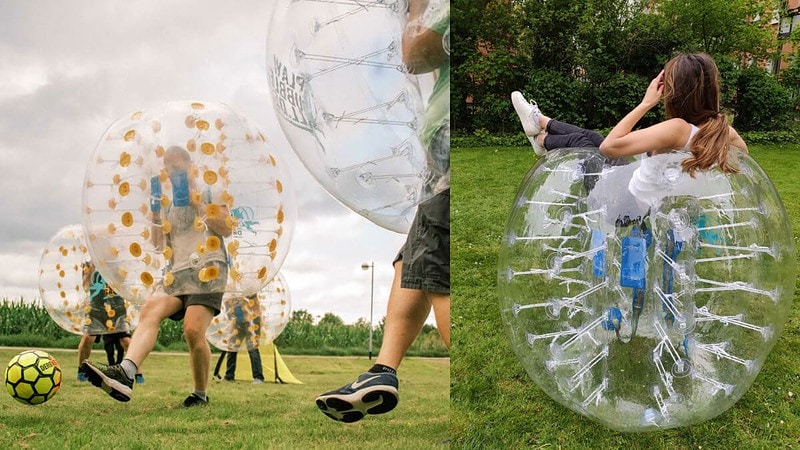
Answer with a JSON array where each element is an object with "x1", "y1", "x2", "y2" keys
[{"x1": 0, "y1": 298, "x2": 448, "y2": 357}]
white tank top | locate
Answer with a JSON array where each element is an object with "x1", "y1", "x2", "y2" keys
[{"x1": 627, "y1": 124, "x2": 732, "y2": 208}]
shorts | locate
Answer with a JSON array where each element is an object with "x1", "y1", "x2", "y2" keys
[
  {"x1": 165, "y1": 262, "x2": 228, "y2": 296},
  {"x1": 83, "y1": 313, "x2": 131, "y2": 336},
  {"x1": 393, "y1": 189, "x2": 450, "y2": 293},
  {"x1": 168, "y1": 292, "x2": 224, "y2": 321},
  {"x1": 97, "y1": 332, "x2": 132, "y2": 343}
]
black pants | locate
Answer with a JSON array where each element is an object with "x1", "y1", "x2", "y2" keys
[
  {"x1": 543, "y1": 119, "x2": 605, "y2": 150},
  {"x1": 224, "y1": 349, "x2": 264, "y2": 381}
]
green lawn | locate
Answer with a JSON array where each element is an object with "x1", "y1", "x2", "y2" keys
[
  {"x1": 0, "y1": 349, "x2": 449, "y2": 449},
  {"x1": 451, "y1": 145, "x2": 800, "y2": 448}
]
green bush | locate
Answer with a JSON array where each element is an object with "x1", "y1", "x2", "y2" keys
[
  {"x1": 732, "y1": 66, "x2": 795, "y2": 131},
  {"x1": 521, "y1": 69, "x2": 589, "y2": 128},
  {"x1": 453, "y1": 129, "x2": 800, "y2": 149}
]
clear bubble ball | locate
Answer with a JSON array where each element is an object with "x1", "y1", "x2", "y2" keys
[
  {"x1": 38, "y1": 225, "x2": 138, "y2": 335},
  {"x1": 206, "y1": 272, "x2": 292, "y2": 351},
  {"x1": 82, "y1": 101, "x2": 294, "y2": 304},
  {"x1": 266, "y1": 0, "x2": 435, "y2": 233},
  {"x1": 498, "y1": 148, "x2": 796, "y2": 431}
]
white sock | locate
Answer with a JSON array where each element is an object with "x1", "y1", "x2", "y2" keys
[
  {"x1": 120, "y1": 359, "x2": 137, "y2": 380},
  {"x1": 192, "y1": 390, "x2": 207, "y2": 401}
]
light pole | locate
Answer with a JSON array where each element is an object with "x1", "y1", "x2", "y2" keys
[{"x1": 361, "y1": 262, "x2": 374, "y2": 359}]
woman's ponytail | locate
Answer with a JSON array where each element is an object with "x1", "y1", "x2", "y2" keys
[{"x1": 681, "y1": 113, "x2": 738, "y2": 177}]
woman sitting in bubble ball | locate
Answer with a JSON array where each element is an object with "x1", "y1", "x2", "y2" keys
[{"x1": 512, "y1": 52, "x2": 748, "y2": 174}]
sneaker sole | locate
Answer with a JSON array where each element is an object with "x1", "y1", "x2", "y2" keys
[
  {"x1": 315, "y1": 385, "x2": 399, "y2": 423},
  {"x1": 80, "y1": 363, "x2": 132, "y2": 402}
]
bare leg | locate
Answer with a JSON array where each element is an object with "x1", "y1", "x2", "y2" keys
[
  {"x1": 183, "y1": 304, "x2": 215, "y2": 392},
  {"x1": 124, "y1": 294, "x2": 182, "y2": 367},
  {"x1": 375, "y1": 260, "x2": 433, "y2": 370},
  {"x1": 538, "y1": 113, "x2": 552, "y2": 130},
  {"x1": 78, "y1": 334, "x2": 95, "y2": 366},
  {"x1": 428, "y1": 293, "x2": 450, "y2": 349}
]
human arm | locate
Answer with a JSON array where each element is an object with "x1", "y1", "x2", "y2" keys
[
  {"x1": 729, "y1": 126, "x2": 748, "y2": 153},
  {"x1": 149, "y1": 176, "x2": 166, "y2": 251},
  {"x1": 402, "y1": 0, "x2": 448, "y2": 75},
  {"x1": 81, "y1": 262, "x2": 93, "y2": 291},
  {"x1": 599, "y1": 71, "x2": 688, "y2": 158},
  {"x1": 206, "y1": 204, "x2": 233, "y2": 238}
]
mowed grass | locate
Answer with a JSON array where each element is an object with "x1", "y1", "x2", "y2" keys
[
  {"x1": 451, "y1": 144, "x2": 800, "y2": 448},
  {"x1": 0, "y1": 349, "x2": 449, "y2": 449}
]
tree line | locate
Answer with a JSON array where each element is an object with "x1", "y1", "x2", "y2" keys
[
  {"x1": 0, "y1": 299, "x2": 447, "y2": 357},
  {"x1": 453, "y1": 0, "x2": 800, "y2": 135}
]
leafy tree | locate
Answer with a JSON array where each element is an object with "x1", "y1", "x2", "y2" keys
[
  {"x1": 421, "y1": 323, "x2": 438, "y2": 334},
  {"x1": 452, "y1": 0, "x2": 529, "y2": 132},
  {"x1": 453, "y1": 0, "x2": 796, "y2": 133},
  {"x1": 353, "y1": 317, "x2": 371, "y2": 329},
  {"x1": 317, "y1": 312, "x2": 345, "y2": 327},
  {"x1": 290, "y1": 309, "x2": 314, "y2": 325},
  {"x1": 653, "y1": 0, "x2": 777, "y2": 59},
  {"x1": 733, "y1": 65, "x2": 795, "y2": 131}
]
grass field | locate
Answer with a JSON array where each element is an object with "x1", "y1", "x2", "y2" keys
[
  {"x1": 0, "y1": 348, "x2": 449, "y2": 449},
  {"x1": 451, "y1": 144, "x2": 800, "y2": 448}
]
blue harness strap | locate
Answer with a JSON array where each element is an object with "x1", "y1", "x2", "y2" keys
[{"x1": 661, "y1": 229, "x2": 684, "y2": 326}]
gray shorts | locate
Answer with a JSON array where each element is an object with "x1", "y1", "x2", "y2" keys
[
  {"x1": 168, "y1": 292, "x2": 224, "y2": 321},
  {"x1": 166, "y1": 263, "x2": 227, "y2": 320},
  {"x1": 394, "y1": 189, "x2": 450, "y2": 293}
]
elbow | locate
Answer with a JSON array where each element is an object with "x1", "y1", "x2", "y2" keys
[
  {"x1": 402, "y1": 49, "x2": 430, "y2": 75},
  {"x1": 599, "y1": 141, "x2": 617, "y2": 157}
]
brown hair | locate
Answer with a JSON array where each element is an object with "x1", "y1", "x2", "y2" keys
[{"x1": 662, "y1": 53, "x2": 738, "y2": 176}]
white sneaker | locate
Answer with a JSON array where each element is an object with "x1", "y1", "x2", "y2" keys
[
  {"x1": 511, "y1": 91, "x2": 541, "y2": 137},
  {"x1": 511, "y1": 92, "x2": 547, "y2": 156}
]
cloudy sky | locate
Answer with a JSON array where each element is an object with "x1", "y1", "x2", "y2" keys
[{"x1": 0, "y1": 1, "x2": 431, "y2": 325}]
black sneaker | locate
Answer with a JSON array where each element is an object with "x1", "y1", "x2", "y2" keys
[
  {"x1": 80, "y1": 360, "x2": 133, "y2": 402},
  {"x1": 182, "y1": 393, "x2": 209, "y2": 407},
  {"x1": 315, "y1": 371, "x2": 399, "y2": 423}
]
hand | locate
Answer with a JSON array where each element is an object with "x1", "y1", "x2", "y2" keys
[
  {"x1": 641, "y1": 70, "x2": 664, "y2": 109},
  {"x1": 149, "y1": 176, "x2": 162, "y2": 212}
]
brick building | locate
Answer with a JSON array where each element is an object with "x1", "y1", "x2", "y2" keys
[{"x1": 767, "y1": 0, "x2": 800, "y2": 73}]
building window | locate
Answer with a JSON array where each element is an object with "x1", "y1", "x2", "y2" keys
[{"x1": 779, "y1": 16, "x2": 792, "y2": 37}]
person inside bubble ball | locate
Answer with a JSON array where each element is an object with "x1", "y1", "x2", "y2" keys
[
  {"x1": 77, "y1": 261, "x2": 144, "y2": 384},
  {"x1": 512, "y1": 53, "x2": 751, "y2": 234},
  {"x1": 217, "y1": 294, "x2": 265, "y2": 384},
  {"x1": 512, "y1": 52, "x2": 748, "y2": 163},
  {"x1": 511, "y1": 53, "x2": 750, "y2": 341},
  {"x1": 316, "y1": 0, "x2": 450, "y2": 423},
  {"x1": 81, "y1": 145, "x2": 232, "y2": 407}
]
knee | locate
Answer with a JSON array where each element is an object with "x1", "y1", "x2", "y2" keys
[
  {"x1": 183, "y1": 323, "x2": 207, "y2": 348},
  {"x1": 139, "y1": 300, "x2": 162, "y2": 323},
  {"x1": 574, "y1": 136, "x2": 595, "y2": 148}
]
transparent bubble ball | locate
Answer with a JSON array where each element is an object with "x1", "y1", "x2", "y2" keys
[
  {"x1": 266, "y1": 0, "x2": 434, "y2": 233},
  {"x1": 206, "y1": 272, "x2": 292, "y2": 351},
  {"x1": 38, "y1": 225, "x2": 138, "y2": 335},
  {"x1": 498, "y1": 148, "x2": 796, "y2": 431},
  {"x1": 82, "y1": 101, "x2": 295, "y2": 304}
]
